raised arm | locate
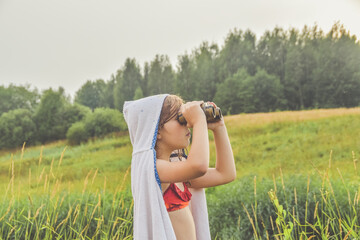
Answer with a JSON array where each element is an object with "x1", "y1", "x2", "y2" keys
[
  {"x1": 187, "y1": 104, "x2": 236, "y2": 188},
  {"x1": 156, "y1": 101, "x2": 210, "y2": 183}
]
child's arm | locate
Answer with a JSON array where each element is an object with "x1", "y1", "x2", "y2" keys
[
  {"x1": 213, "y1": 124, "x2": 236, "y2": 180},
  {"x1": 187, "y1": 110, "x2": 236, "y2": 188},
  {"x1": 156, "y1": 101, "x2": 210, "y2": 183}
]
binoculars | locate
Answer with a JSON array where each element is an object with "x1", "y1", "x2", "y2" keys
[{"x1": 176, "y1": 102, "x2": 222, "y2": 125}]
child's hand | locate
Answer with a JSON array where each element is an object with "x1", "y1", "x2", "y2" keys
[
  {"x1": 180, "y1": 101, "x2": 206, "y2": 128},
  {"x1": 206, "y1": 102, "x2": 225, "y2": 132}
]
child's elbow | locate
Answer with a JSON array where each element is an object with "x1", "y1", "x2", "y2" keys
[
  {"x1": 193, "y1": 163, "x2": 208, "y2": 177},
  {"x1": 230, "y1": 172, "x2": 237, "y2": 182},
  {"x1": 226, "y1": 171, "x2": 237, "y2": 183}
]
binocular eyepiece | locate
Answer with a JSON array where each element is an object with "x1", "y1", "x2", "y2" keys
[{"x1": 176, "y1": 102, "x2": 222, "y2": 125}]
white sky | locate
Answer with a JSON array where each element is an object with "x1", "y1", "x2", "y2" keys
[{"x1": 0, "y1": 0, "x2": 359, "y2": 99}]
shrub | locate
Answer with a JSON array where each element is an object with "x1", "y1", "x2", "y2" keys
[
  {"x1": 66, "y1": 108, "x2": 127, "y2": 145},
  {"x1": 84, "y1": 108, "x2": 127, "y2": 138},
  {"x1": 0, "y1": 109, "x2": 36, "y2": 149},
  {"x1": 66, "y1": 122, "x2": 88, "y2": 145},
  {"x1": 62, "y1": 103, "x2": 91, "y2": 131}
]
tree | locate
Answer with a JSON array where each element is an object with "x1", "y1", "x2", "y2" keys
[
  {"x1": 147, "y1": 55, "x2": 176, "y2": 95},
  {"x1": 175, "y1": 42, "x2": 219, "y2": 101},
  {"x1": 284, "y1": 30, "x2": 316, "y2": 110},
  {"x1": 0, "y1": 109, "x2": 36, "y2": 149},
  {"x1": 250, "y1": 68, "x2": 285, "y2": 112},
  {"x1": 0, "y1": 84, "x2": 39, "y2": 116},
  {"x1": 141, "y1": 62, "x2": 150, "y2": 96},
  {"x1": 104, "y1": 76, "x2": 116, "y2": 109},
  {"x1": 257, "y1": 27, "x2": 288, "y2": 83},
  {"x1": 214, "y1": 68, "x2": 251, "y2": 114},
  {"x1": 175, "y1": 53, "x2": 196, "y2": 101},
  {"x1": 114, "y1": 58, "x2": 143, "y2": 112},
  {"x1": 214, "y1": 68, "x2": 285, "y2": 114},
  {"x1": 75, "y1": 79, "x2": 107, "y2": 111},
  {"x1": 313, "y1": 22, "x2": 360, "y2": 107},
  {"x1": 191, "y1": 42, "x2": 219, "y2": 101},
  {"x1": 33, "y1": 88, "x2": 68, "y2": 143},
  {"x1": 217, "y1": 29, "x2": 257, "y2": 81},
  {"x1": 133, "y1": 87, "x2": 144, "y2": 100}
]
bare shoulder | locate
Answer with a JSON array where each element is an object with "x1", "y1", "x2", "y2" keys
[{"x1": 156, "y1": 158, "x2": 170, "y2": 169}]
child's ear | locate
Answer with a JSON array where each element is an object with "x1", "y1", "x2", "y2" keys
[{"x1": 157, "y1": 133, "x2": 162, "y2": 140}]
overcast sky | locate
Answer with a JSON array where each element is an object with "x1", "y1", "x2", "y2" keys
[{"x1": 1, "y1": 0, "x2": 359, "y2": 100}]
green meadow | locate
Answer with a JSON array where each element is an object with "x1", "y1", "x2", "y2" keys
[{"x1": 1, "y1": 108, "x2": 360, "y2": 239}]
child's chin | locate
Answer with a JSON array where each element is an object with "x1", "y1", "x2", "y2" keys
[
  {"x1": 183, "y1": 142, "x2": 190, "y2": 148},
  {"x1": 177, "y1": 143, "x2": 188, "y2": 149}
]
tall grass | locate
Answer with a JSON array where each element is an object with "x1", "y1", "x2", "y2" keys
[
  {"x1": 0, "y1": 137, "x2": 132, "y2": 198},
  {"x1": 0, "y1": 144, "x2": 134, "y2": 239},
  {"x1": 208, "y1": 150, "x2": 360, "y2": 239}
]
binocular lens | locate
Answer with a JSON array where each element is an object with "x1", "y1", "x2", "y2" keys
[{"x1": 176, "y1": 102, "x2": 222, "y2": 125}]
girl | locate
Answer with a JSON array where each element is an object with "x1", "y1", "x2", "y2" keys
[{"x1": 123, "y1": 94, "x2": 236, "y2": 240}]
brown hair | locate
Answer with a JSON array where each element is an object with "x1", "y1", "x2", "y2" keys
[
  {"x1": 158, "y1": 95, "x2": 184, "y2": 129},
  {"x1": 155, "y1": 95, "x2": 188, "y2": 160}
]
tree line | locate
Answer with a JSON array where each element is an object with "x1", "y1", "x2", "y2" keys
[
  {"x1": 0, "y1": 22, "x2": 359, "y2": 149},
  {"x1": 75, "y1": 22, "x2": 360, "y2": 113},
  {"x1": 0, "y1": 87, "x2": 126, "y2": 149}
]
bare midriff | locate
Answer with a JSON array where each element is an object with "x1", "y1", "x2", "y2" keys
[{"x1": 162, "y1": 182, "x2": 197, "y2": 240}]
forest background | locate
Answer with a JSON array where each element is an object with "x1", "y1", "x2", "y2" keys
[{"x1": 1, "y1": 22, "x2": 359, "y2": 149}]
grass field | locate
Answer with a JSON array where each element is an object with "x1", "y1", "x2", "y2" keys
[{"x1": 1, "y1": 107, "x2": 360, "y2": 239}]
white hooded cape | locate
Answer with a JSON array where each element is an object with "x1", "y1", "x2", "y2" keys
[{"x1": 123, "y1": 94, "x2": 211, "y2": 240}]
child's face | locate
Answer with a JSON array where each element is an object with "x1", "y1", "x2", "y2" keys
[{"x1": 157, "y1": 113, "x2": 191, "y2": 151}]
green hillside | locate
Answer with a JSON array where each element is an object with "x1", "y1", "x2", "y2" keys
[
  {"x1": 1, "y1": 107, "x2": 360, "y2": 196},
  {"x1": 1, "y1": 107, "x2": 360, "y2": 239}
]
